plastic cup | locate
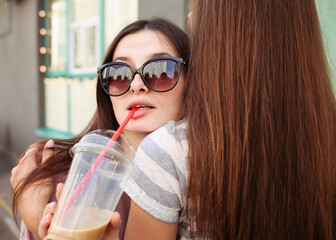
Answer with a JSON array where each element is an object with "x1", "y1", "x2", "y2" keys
[{"x1": 46, "y1": 129, "x2": 135, "y2": 240}]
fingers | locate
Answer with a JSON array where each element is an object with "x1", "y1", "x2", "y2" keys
[
  {"x1": 110, "y1": 211, "x2": 121, "y2": 230},
  {"x1": 43, "y1": 202, "x2": 57, "y2": 218},
  {"x1": 11, "y1": 140, "x2": 55, "y2": 192},
  {"x1": 39, "y1": 202, "x2": 57, "y2": 239},
  {"x1": 103, "y1": 212, "x2": 121, "y2": 240},
  {"x1": 38, "y1": 213, "x2": 52, "y2": 239},
  {"x1": 21, "y1": 143, "x2": 42, "y2": 165},
  {"x1": 10, "y1": 143, "x2": 43, "y2": 189},
  {"x1": 10, "y1": 166, "x2": 17, "y2": 177},
  {"x1": 10, "y1": 166, "x2": 17, "y2": 186},
  {"x1": 56, "y1": 183, "x2": 64, "y2": 201},
  {"x1": 42, "y1": 139, "x2": 54, "y2": 164}
]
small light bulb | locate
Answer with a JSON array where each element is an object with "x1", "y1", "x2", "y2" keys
[
  {"x1": 39, "y1": 28, "x2": 47, "y2": 36},
  {"x1": 39, "y1": 65, "x2": 47, "y2": 73},
  {"x1": 38, "y1": 10, "x2": 46, "y2": 18},
  {"x1": 40, "y1": 47, "x2": 47, "y2": 54}
]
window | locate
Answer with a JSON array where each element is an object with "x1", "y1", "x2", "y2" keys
[
  {"x1": 316, "y1": 0, "x2": 336, "y2": 90},
  {"x1": 37, "y1": 0, "x2": 138, "y2": 138},
  {"x1": 48, "y1": 0, "x2": 67, "y2": 73},
  {"x1": 69, "y1": 0, "x2": 99, "y2": 74}
]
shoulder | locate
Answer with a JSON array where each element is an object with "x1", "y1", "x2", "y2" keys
[
  {"x1": 123, "y1": 120, "x2": 188, "y2": 222},
  {"x1": 134, "y1": 119, "x2": 188, "y2": 188}
]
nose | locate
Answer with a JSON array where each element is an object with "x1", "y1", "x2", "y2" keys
[{"x1": 130, "y1": 73, "x2": 149, "y2": 94}]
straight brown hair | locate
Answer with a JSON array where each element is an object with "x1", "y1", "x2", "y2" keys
[{"x1": 185, "y1": 0, "x2": 336, "y2": 239}]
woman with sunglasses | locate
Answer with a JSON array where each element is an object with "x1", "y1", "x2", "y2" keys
[
  {"x1": 11, "y1": 17, "x2": 189, "y2": 240},
  {"x1": 122, "y1": 0, "x2": 336, "y2": 239}
]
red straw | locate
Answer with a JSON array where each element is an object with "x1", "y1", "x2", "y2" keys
[{"x1": 57, "y1": 107, "x2": 138, "y2": 220}]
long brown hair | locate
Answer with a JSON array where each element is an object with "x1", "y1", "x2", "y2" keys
[
  {"x1": 185, "y1": 0, "x2": 336, "y2": 239},
  {"x1": 12, "y1": 17, "x2": 189, "y2": 222}
]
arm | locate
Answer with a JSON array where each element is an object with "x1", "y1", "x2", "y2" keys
[
  {"x1": 11, "y1": 140, "x2": 55, "y2": 239},
  {"x1": 123, "y1": 122, "x2": 187, "y2": 239},
  {"x1": 124, "y1": 200, "x2": 178, "y2": 240}
]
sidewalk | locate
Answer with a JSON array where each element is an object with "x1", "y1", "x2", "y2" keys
[{"x1": 0, "y1": 151, "x2": 20, "y2": 240}]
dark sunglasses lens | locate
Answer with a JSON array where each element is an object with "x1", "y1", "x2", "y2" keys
[
  {"x1": 101, "y1": 65, "x2": 132, "y2": 95},
  {"x1": 143, "y1": 60, "x2": 180, "y2": 91}
]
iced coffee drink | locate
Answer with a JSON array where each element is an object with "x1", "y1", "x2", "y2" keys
[
  {"x1": 46, "y1": 130, "x2": 135, "y2": 240},
  {"x1": 47, "y1": 208, "x2": 111, "y2": 240}
]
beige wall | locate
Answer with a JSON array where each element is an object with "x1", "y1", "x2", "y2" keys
[
  {"x1": 0, "y1": 0, "x2": 41, "y2": 160},
  {"x1": 139, "y1": 0, "x2": 187, "y2": 31}
]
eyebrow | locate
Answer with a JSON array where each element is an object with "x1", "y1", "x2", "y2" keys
[
  {"x1": 151, "y1": 52, "x2": 172, "y2": 58},
  {"x1": 113, "y1": 52, "x2": 173, "y2": 62}
]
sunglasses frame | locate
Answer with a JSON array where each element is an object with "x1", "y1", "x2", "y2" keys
[{"x1": 97, "y1": 56, "x2": 185, "y2": 96}]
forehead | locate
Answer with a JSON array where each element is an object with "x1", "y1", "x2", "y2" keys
[{"x1": 113, "y1": 30, "x2": 179, "y2": 60}]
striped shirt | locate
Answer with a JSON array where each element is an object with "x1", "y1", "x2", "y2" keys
[{"x1": 123, "y1": 120, "x2": 196, "y2": 239}]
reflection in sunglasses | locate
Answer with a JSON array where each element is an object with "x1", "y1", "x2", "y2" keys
[{"x1": 98, "y1": 56, "x2": 184, "y2": 96}]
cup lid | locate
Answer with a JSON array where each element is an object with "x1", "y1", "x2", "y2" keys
[{"x1": 70, "y1": 130, "x2": 135, "y2": 164}]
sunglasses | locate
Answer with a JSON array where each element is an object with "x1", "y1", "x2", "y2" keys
[{"x1": 97, "y1": 56, "x2": 185, "y2": 96}]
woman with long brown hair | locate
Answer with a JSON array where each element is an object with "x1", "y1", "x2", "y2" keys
[
  {"x1": 11, "y1": 17, "x2": 189, "y2": 240},
  {"x1": 38, "y1": 0, "x2": 336, "y2": 239},
  {"x1": 113, "y1": 0, "x2": 336, "y2": 239},
  {"x1": 186, "y1": 0, "x2": 336, "y2": 239}
]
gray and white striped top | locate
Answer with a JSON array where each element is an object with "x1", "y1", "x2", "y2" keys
[{"x1": 123, "y1": 120, "x2": 196, "y2": 239}]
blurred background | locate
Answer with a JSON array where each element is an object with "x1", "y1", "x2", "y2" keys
[
  {"x1": 0, "y1": 0, "x2": 335, "y2": 239},
  {"x1": 0, "y1": 0, "x2": 188, "y2": 158},
  {"x1": 1, "y1": 0, "x2": 336, "y2": 161}
]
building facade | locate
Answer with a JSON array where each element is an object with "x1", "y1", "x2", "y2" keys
[
  {"x1": 0, "y1": 0, "x2": 335, "y2": 159},
  {"x1": 0, "y1": 0, "x2": 188, "y2": 158}
]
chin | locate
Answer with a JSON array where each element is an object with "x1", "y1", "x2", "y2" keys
[
  {"x1": 129, "y1": 121, "x2": 161, "y2": 131},
  {"x1": 125, "y1": 125, "x2": 155, "y2": 134}
]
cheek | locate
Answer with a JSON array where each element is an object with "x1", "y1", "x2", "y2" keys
[
  {"x1": 110, "y1": 97, "x2": 116, "y2": 112},
  {"x1": 174, "y1": 76, "x2": 185, "y2": 104},
  {"x1": 172, "y1": 95, "x2": 184, "y2": 115},
  {"x1": 110, "y1": 97, "x2": 123, "y2": 123},
  {"x1": 165, "y1": 81, "x2": 185, "y2": 115}
]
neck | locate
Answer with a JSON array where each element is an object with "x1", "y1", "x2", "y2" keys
[{"x1": 122, "y1": 130, "x2": 149, "y2": 150}]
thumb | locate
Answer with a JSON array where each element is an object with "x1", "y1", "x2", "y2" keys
[
  {"x1": 42, "y1": 139, "x2": 55, "y2": 164},
  {"x1": 103, "y1": 212, "x2": 121, "y2": 240},
  {"x1": 56, "y1": 183, "x2": 64, "y2": 201}
]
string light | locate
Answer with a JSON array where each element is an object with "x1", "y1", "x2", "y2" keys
[
  {"x1": 67, "y1": 79, "x2": 73, "y2": 85},
  {"x1": 90, "y1": 78, "x2": 96, "y2": 85},
  {"x1": 58, "y1": 77, "x2": 65, "y2": 83},
  {"x1": 44, "y1": 78, "x2": 51, "y2": 84},
  {"x1": 39, "y1": 9, "x2": 47, "y2": 74},
  {"x1": 39, "y1": 47, "x2": 47, "y2": 54},
  {"x1": 39, "y1": 65, "x2": 47, "y2": 73},
  {"x1": 38, "y1": 10, "x2": 46, "y2": 18},
  {"x1": 39, "y1": 28, "x2": 47, "y2": 36}
]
